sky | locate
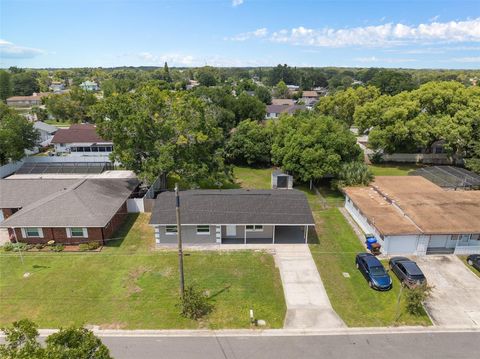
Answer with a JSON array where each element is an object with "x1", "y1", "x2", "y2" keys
[{"x1": 1, "y1": 0, "x2": 479, "y2": 69}]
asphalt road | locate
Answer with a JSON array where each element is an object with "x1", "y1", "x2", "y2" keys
[{"x1": 101, "y1": 332, "x2": 480, "y2": 359}]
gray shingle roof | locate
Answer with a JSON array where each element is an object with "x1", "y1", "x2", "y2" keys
[
  {"x1": 0, "y1": 178, "x2": 138, "y2": 228},
  {"x1": 33, "y1": 121, "x2": 58, "y2": 134},
  {"x1": 149, "y1": 189, "x2": 315, "y2": 225}
]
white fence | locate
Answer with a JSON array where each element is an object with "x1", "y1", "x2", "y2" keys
[
  {"x1": 378, "y1": 153, "x2": 453, "y2": 165},
  {"x1": 0, "y1": 161, "x2": 25, "y2": 178},
  {"x1": 454, "y1": 246, "x2": 480, "y2": 255},
  {"x1": 126, "y1": 175, "x2": 165, "y2": 213}
]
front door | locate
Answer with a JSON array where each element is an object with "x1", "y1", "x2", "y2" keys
[{"x1": 226, "y1": 225, "x2": 236, "y2": 237}]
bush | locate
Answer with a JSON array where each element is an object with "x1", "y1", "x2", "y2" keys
[
  {"x1": 405, "y1": 284, "x2": 433, "y2": 315},
  {"x1": 332, "y1": 161, "x2": 374, "y2": 190},
  {"x1": 35, "y1": 243, "x2": 45, "y2": 250},
  {"x1": 78, "y1": 243, "x2": 89, "y2": 251},
  {"x1": 87, "y1": 241, "x2": 100, "y2": 250},
  {"x1": 50, "y1": 244, "x2": 64, "y2": 252},
  {"x1": 2, "y1": 243, "x2": 14, "y2": 252},
  {"x1": 12, "y1": 243, "x2": 28, "y2": 252},
  {"x1": 178, "y1": 285, "x2": 213, "y2": 320}
]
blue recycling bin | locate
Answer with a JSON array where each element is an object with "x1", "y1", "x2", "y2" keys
[{"x1": 365, "y1": 234, "x2": 377, "y2": 250}]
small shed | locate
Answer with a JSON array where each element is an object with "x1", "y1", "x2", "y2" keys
[{"x1": 271, "y1": 170, "x2": 293, "y2": 189}]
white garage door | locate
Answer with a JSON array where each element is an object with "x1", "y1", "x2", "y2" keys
[
  {"x1": 386, "y1": 235, "x2": 418, "y2": 254},
  {"x1": 428, "y1": 235, "x2": 449, "y2": 248}
]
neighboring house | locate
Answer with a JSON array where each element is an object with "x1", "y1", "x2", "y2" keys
[
  {"x1": 302, "y1": 90, "x2": 319, "y2": 99},
  {"x1": 344, "y1": 176, "x2": 480, "y2": 255},
  {"x1": 49, "y1": 81, "x2": 65, "y2": 93},
  {"x1": 266, "y1": 104, "x2": 306, "y2": 119},
  {"x1": 186, "y1": 80, "x2": 199, "y2": 90},
  {"x1": 80, "y1": 80, "x2": 99, "y2": 91},
  {"x1": 51, "y1": 123, "x2": 113, "y2": 157},
  {"x1": 150, "y1": 189, "x2": 315, "y2": 245},
  {"x1": 6, "y1": 92, "x2": 49, "y2": 108},
  {"x1": 33, "y1": 121, "x2": 58, "y2": 147},
  {"x1": 0, "y1": 174, "x2": 139, "y2": 244},
  {"x1": 301, "y1": 97, "x2": 319, "y2": 109},
  {"x1": 271, "y1": 98, "x2": 295, "y2": 106}
]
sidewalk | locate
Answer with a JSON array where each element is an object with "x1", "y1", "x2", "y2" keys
[{"x1": 274, "y1": 245, "x2": 346, "y2": 329}]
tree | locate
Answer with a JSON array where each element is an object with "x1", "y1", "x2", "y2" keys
[
  {"x1": 316, "y1": 85, "x2": 380, "y2": 126},
  {"x1": 11, "y1": 71, "x2": 40, "y2": 96},
  {"x1": 91, "y1": 85, "x2": 228, "y2": 186},
  {"x1": 196, "y1": 66, "x2": 218, "y2": 87},
  {"x1": 0, "y1": 320, "x2": 112, "y2": 359},
  {"x1": 405, "y1": 284, "x2": 433, "y2": 316},
  {"x1": 45, "y1": 327, "x2": 111, "y2": 358},
  {"x1": 272, "y1": 113, "x2": 362, "y2": 183},
  {"x1": 254, "y1": 86, "x2": 272, "y2": 105},
  {"x1": 0, "y1": 319, "x2": 43, "y2": 358},
  {"x1": 0, "y1": 103, "x2": 39, "y2": 165},
  {"x1": 163, "y1": 62, "x2": 172, "y2": 83},
  {"x1": 44, "y1": 87, "x2": 97, "y2": 123},
  {"x1": 273, "y1": 80, "x2": 289, "y2": 99},
  {"x1": 226, "y1": 119, "x2": 272, "y2": 166},
  {"x1": 369, "y1": 69, "x2": 418, "y2": 95},
  {"x1": 332, "y1": 161, "x2": 374, "y2": 189},
  {"x1": 234, "y1": 92, "x2": 266, "y2": 122},
  {"x1": 0, "y1": 70, "x2": 12, "y2": 100},
  {"x1": 354, "y1": 82, "x2": 480, "y2": 165},
  {"x1": 178, "y1": 285, "x2": 213, "y2": 320}
]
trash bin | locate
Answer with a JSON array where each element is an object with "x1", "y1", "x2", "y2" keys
[{"x1": 365, "y1": 235, "x2": 377, "y2": 250}]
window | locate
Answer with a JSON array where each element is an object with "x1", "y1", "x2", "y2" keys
[
  {"x1": 69, "y1": 227, "x2": 85, "y2": 237},
  {"x1": 196, "y1": 225, "x2": 210, "y2": 235},
  {"x1": 91, "y1": 146, "x2": 98, "y2": 152},
  {"x1": 165, "y1": 225, "x2": 177, "y2": 235},
  {"x1": 246, "y1": 225, "x2": 263, "y2": 232},
  {"x1": 25, "y1": 228, "x2": 41, "y2": 238},
  {"x1": 472, "y1": 234, "x2": 480, "y2": 241}
]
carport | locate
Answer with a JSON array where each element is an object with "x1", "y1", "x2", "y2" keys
[{"x1": 274, "y1": 225, "x2": 308, "y2": 244}]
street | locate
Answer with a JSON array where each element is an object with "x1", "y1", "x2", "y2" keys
[{"x1": 100, "y1": 332, "x2": 480, "y2": 359}]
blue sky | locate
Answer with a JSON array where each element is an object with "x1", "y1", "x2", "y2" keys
[{"x1": 1, "y1": 0, "x2": 479, "y2": 68}]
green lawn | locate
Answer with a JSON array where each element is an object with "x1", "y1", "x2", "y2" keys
[
  {"x1": 309, "y1": 208, "x2": 431, "y2": 327},
  {"x1": 44, "y1": 119, "x2": 71, "y2": 127},
  {"x1": 0, "y1": 214, "x2": 286, "y2": 329},
  {"x1": 460, "y1": 256, "x2": 480, "y2": 278},
  {"x1": 232, "y1": 166, "x2": 272, "y2": 189},
  {"x1": 369, "y1": 163, "x2": 421, "y2": 176}
]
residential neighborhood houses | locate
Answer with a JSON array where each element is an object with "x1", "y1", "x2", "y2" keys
[{"x1": 51, "y1": 123, "x2": 113, "y2": 157}]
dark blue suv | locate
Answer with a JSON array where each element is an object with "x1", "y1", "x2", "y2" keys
[{"x1": 355, "y1": 253, "x2": 392, "y2": 291}]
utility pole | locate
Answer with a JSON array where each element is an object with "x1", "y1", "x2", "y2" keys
[{"x1": 175, "y1": 183, "x2": 185, "y2": 298}]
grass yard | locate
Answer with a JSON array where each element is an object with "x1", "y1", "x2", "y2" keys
[
  {"x1": 44, "y1": 119, "x2": 71, "y2": 127},
  {"x1": 309, "y1": 208, "x2": 432, "y2": 327},
  {"x1": 232, "y1": 166, "x2": 272, "y2": 189},
  {"x1": 460, "y1": 256, "x2": 480, "y2": 278},
  {"x1": 369, "y1": 163, "x2": 421, "y2": 176},
  {"x1": 0, "y1": 214, "x2": 286, "y2": 329}
]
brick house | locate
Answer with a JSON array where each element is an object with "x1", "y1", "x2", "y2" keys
[{"x1": 0, "y1": 176, "x2": 139, "y2": 245}]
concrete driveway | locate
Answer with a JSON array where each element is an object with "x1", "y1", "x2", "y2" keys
[
  {"x1": 274, "y1": 245, "x2": 345, "y2": 329},
  {"x1": 417, "y1": 255, "x2": 480, "y2": 328}
]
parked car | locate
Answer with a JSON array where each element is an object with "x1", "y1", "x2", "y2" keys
[
  {"x1": 388, "y1": 257, "x2": 426, "y2": 288},
  {"x1": 467, "y1": 254, "x2": 480, "y2": 272},
  {"x1": 355, "y1": 253, "x2": 392, "y2": 291}
]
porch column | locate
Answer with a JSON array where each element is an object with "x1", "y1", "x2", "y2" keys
[
  {"x1": 244, "y1": 225, "x2": 247, "y2": 245},
  {"x1": 304, "y1": 225, "x2": 308, "y2": 244},
  {"x1": 272, "y1": 225, "x2": 275, "y2": 244}
]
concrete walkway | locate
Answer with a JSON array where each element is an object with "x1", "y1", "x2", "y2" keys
[{"x1": 274, "y1": 245, "x2": 346, "y2": 329}]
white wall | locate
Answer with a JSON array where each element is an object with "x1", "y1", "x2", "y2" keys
[
  {"x1": 344, "y1": 196, "x2": 384, "y2": 246},
  {"x1": 384, "y1": 235, "x2": 419, "y2": 255}
]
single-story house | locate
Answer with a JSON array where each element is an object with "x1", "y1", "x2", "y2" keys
[
  {"x1": 6, "y1": 92, "x2": 49, "y2": 108},
  {"x1": 150, "y1": 189, "x2": 315, "y2": 245},
  {"x1": 266, "y1": 104, "x2": 306, "y2": 119},
  {"x1": 51, "y1": 123, "x2": 113, "y2": 157},
  {"x1": 80, "y1": 80, "x2": 99, "y2": 91},
  {"x1": 344, "y1": 176, "x2": 480, "y2": 255},
  {"x1": 0, "y1": 175, "x2": 139, "y2": 244},
  {"x1": 271, "y1": 98, "x2": 295, "y2": 106},
  {"x1": 49, "y1": 81, "x2": 65, "y2": 93},
  {"x1": 302, "y1": 90, "x2": 319, "y2": 99},
  {"x1": 33, "y1": 121, "x2": 58, "y2": 146}
]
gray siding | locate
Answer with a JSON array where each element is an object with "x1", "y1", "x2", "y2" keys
[
  {"x1": 155, "y1": 225, "x2": 216, "y2": 244},
  {"x1": 221, "y1": 225, "x2": 273, "y2": 239}
]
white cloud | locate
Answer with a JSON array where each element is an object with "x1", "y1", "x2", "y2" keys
[
  {"x1": 0, "y1": 39, "x2": 44, "y2": 58},
  {"x1": 226, "y1": 28, "x2": 268, "y2": 41},
  {"x1": 232, "y1": 0, "x2": 244, "y2": 7},
  {"x1": 138, "y1": 52, "x2": 195, "y2": 66},
  {"x1": 354, "y1": 56, "x2": 417, "y2": 63},
  {"x1": 229, "y1": 18, "x2": 480, "y2": 48},
  {"x1": 451, "y1": 56, "x2": 480, "y2": 63}
]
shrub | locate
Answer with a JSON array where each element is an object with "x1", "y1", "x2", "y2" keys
[
  {"x1": 178, "y1": 285, "x2": 213, "y2": 320},
  {"x1": 12, "y1": 243, "x2": 28, "y2": 252},
  {"x1": 50, "y1": 244, "x2": 64, "y2": 252},
  {"x1": 35, "y1": 243, "x2": 45, "y2": 250},
  {"x1": 332, "y1": 161, "x2": 374, "y2": 190},
  {"x1": 2, "y1": 243, "x2": 14, "y2": 252},
  {"x1": 78, "y1": 243, "x2": 89, "y2": 251},
  {"x1": 87, "y1": 242, "x2": 100, "y2": 250},
  {"x1": 405, "y1": 284, "x2": 433, "y2": 315}
]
